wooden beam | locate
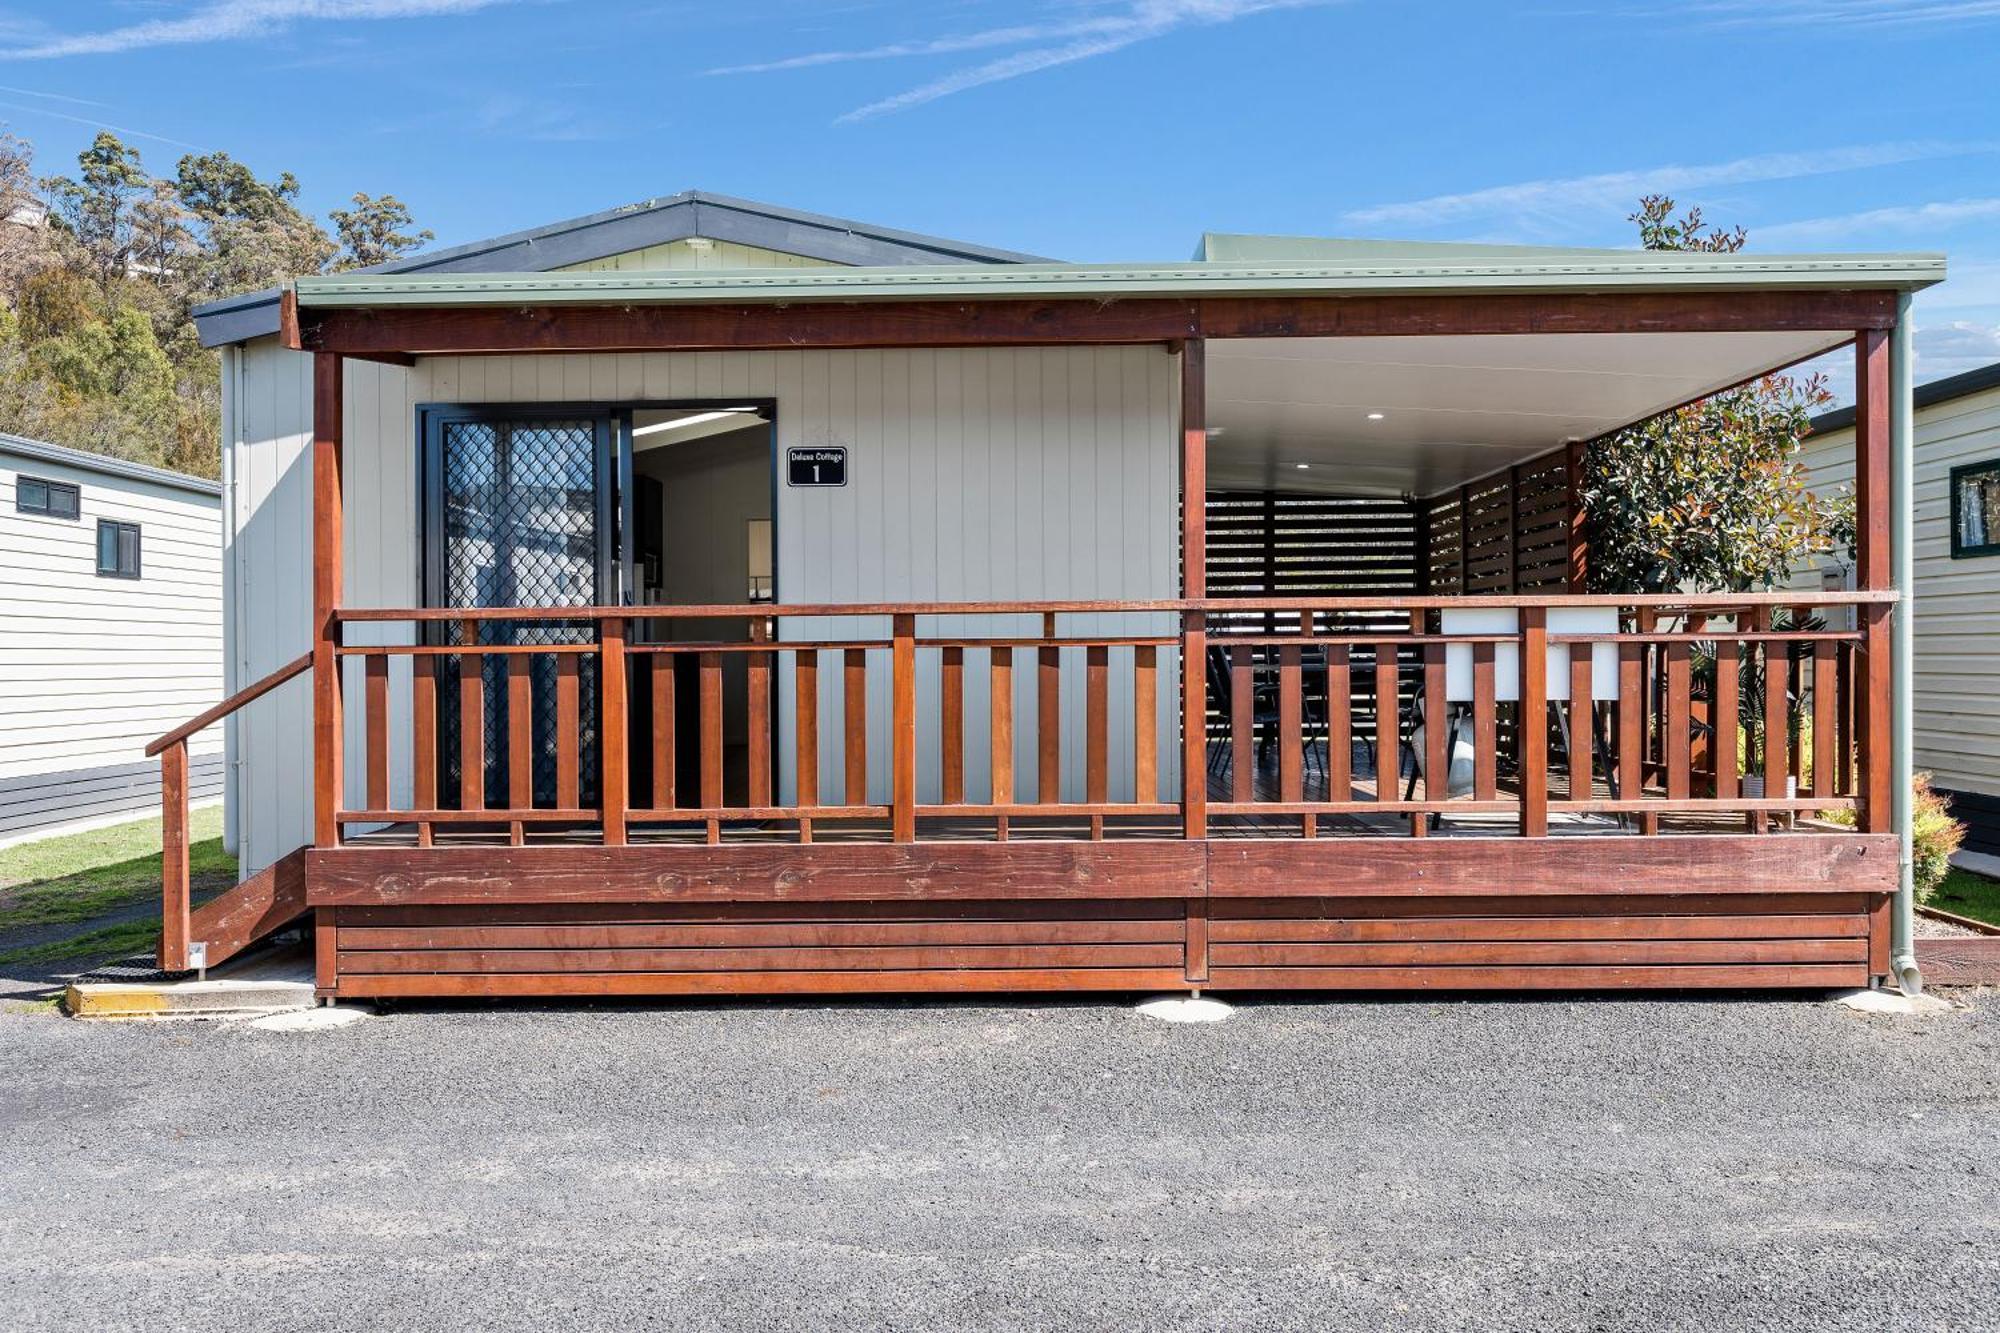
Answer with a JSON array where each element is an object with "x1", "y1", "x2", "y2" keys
[
  {"x1": 296, "y1": 289, "x2": 1902, "y2": 357},
  {"x1": 1180, "y1": 340, "x2": 1208, "y2": 840},
  {"x1": 1207, "y1": 833, "x2": 1898, "y2": 898},
  {"x1": 1181, "y1": 339, "x2": 1206, "y2": 600},
  {"x1": 307, "y1": 841, "x2": 1209, "y2": 906},
  {"x1": 891, "y1": 613, "x2": 917, "y2": 842},
  {"x1": 311, "y1": 352, "x2": 344, "y2": 848},
  {"x1": 1855, "y1": 329, "x2": 1892, "y2": 591},
  {"x1": 601, "y1": 616, "x2": 629, "y2": 846},
  {"x1": 1855, "y1": 330, "x2": 1893, "y2": 835},
  {"x1": 158, "y1": 741, "x2": 190, "y2": 971},
  {"x1": 1565, "y1": 438, "x2": 1590, "y2": 592}
]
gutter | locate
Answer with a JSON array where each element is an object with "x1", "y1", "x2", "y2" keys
[
  {"x1": 289, "y1": 253, "x2": 1948, "y2": 309},
  {"x1": 1891, "y1": 294, "x2": 1922, "y2": 994}
]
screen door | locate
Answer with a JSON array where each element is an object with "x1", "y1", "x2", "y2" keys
[{"x1": 422, "y1": 410, "x2": 617, "y2": 810}]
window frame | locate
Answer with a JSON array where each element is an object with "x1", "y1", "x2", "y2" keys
[
  {"x1": 15, "y1": 474, "x2": 81, "y2": 520},
  {"x1": 96, "y1": 518, "x2": 142, "y2": 579},
  {"x1": 1950, "y1": 458, "x2": 2000, "y2": 560}
]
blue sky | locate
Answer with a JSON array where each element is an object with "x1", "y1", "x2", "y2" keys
[{"x1": 0, "y1": 0, "x2": 1997, "y2": 386}]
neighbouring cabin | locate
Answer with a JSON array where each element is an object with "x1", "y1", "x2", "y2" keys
[
  {"x1": 1802, "y1": 360, "x2": 2000, "y2": 857},
  {"x1": 157, "y1": 191, "x2": 1935, "y2": 999},
  {"x1": 0, "y1": 434, "x2": 222, "y2": 845}
]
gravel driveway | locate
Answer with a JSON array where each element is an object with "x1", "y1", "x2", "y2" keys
[{"x1": 2, "y1": 990, "x2": 1996, "y2": 1332}]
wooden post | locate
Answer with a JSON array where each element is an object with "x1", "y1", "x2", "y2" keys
[
  {"x1": 314, "y1": 906, "x2": 337, "y2": 1000},
  {"x1": 1180, "y1": 340, "x2": 1207, "y2": 840},
  {"x1": 1519, "y1": 605, "x2": 1548, "y2": 836},
  {"x1": 1455, "y1": 482, "x2": 1470, "y2": 593},
  {"x1": 159, "y1": 741, "x2": 190, "y2": 971},
  {"x1": 1565, "y1": 438, "x2": 1589, "y2": 592},
  {"x1": 892, "y1": 613, "x2": 917, "y2": 842},
  {"x1": 1855, "y1": 329, "x2": 1893, "y2": 834},
  {"x1": 311, "y1": 352, "x2": 344, "y2": 847},
  {"x1": 600, "y1": 615, "x2": 628, "y2": 845}
]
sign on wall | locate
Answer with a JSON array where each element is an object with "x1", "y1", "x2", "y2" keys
[{"x1": 787, "y1": 447, "x2": 847, "y2": 487}]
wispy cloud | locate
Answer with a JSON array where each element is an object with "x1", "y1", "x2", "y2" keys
[
  {"x1": 1668, "y1": 0, "x2": 2000, "y2": 28},
  {"x1": 712, "y1": 0, "x2": 1333, "y2": 123},
  {"x1": 1341, "y1": 142, "x2": 1993, "y2": 230},
  {"x1": 0, "y1": 0, "x2": 510, "y2": 61},
  {"x1": 0, "y1": 83, "x2": 107, "y2": 107},
  {"x1": 1914, "y1": 319, "x2": 2000, "y2": 379},
  {"x1": 1757, "y1": 198, "x2": 2000, "y2": 246},
  {"x1": 0, "y1": 100, "x2": 205, "y2": 150}
]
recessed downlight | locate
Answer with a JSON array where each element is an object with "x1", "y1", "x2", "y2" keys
[
  {"x1": 1366, "y1": 412, "x2": 1386, "y2": 421},
  {"x1": 1295, "y1": 463, "x2": 1311, "y2": 470}
]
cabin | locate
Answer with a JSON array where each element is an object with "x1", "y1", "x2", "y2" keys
[
  {"x1": 0, "y1": 434, "x2": 222, "y2": 846},
  {"x1": 163, "y1": 191, "x2": 1934, "y2": 999},
  {"x1": 1802, "y1": 359, "x2": 2000, "y2": 858}
]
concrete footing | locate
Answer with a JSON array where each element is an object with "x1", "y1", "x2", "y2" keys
[
  {"x1": 1136, "y1": 994, "x2": 1234, "y2": 1023},
  {"x1": 1834, "y1": 988, "x2": 1955, "y2": 1016}
]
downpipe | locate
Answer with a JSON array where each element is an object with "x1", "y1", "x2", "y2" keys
[{"x1": 1890, "y1": 295, "x2": 1922, "y2": 995}]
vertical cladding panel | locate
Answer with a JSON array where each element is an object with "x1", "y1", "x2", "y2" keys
[{"x1": 227, "y1": 341, "x2": 318, "y2": 874}]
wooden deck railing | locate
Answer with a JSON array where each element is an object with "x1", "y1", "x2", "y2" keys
[
  {"x1": 145, "y1": 650, "x2": 313, "y2": 969},
  {"x1": 324, "y1": 592, "x2": 1892, "y2": 848}
]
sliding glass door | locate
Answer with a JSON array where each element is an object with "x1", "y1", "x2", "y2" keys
[{"x1": 421, "y1": 408, "x2": 617, "y2": 810}]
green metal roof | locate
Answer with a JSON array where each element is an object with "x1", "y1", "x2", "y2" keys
[
  {"x1": 1193, "y1": 233, "x2": 1643, "y2": 263},
  {"x1": 292, "y1": 240, "x2": 1943, "y2": 309}
]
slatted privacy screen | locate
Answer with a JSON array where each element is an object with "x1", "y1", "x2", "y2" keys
[
  {"x1": 1203, "y1": 491, "x2": 1424, "y2": 765},
  {"x1": 1424, "y1": 490, "x2": 1464, "y2": 594},
  {"x1": 1206, "y1": 492, "x2": 1421, "y2": 627},
  {"x1": 1511, "y1": 451, "x2": 1573, "y2": 593},
  {"x1": 1421, "y1": 447, "x2": 1578, "y2": 596}
]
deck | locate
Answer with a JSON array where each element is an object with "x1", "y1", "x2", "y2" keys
[{"x1": 152, "y1": 591, "x2": 1900, "y2": 1000}]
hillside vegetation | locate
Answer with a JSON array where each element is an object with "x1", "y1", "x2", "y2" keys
[{"x1": 0, "y1": 128, "x2": 431, "y2": 478}]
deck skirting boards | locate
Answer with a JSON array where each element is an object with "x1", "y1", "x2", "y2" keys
[{"x1": 301, "y1": 836, "x2": 1895, "y2": 999}]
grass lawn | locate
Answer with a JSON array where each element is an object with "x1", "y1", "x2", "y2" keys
[
  {"x1": 1929, "y1": 865, "x2": 2000, "y2": 929},
  {"x1": 0, "y1": 807, "x2": 236, "y2": 968}
]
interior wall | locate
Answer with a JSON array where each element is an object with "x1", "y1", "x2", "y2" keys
[{"x1": 632, "y1": 422, "x2": 771, "y2": 622}]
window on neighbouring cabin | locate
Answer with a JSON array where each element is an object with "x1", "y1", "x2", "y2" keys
[
  {"x1": 1953, "y1": 459, "x2": 2000, "y2": 558},
  {"x1": 96, "y1": 518, "x2": 141, "y2": 578},
  {"x1": 16, "y1": 474, "x2": 80, "y2": 519}
]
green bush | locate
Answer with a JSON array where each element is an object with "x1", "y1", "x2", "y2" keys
[{"x1": 1821, "y1": 773, "x2": 1965, "y2": 903}]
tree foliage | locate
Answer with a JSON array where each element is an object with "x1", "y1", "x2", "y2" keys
[
  {"x1": 0, "y1": 128, "x2": 433, "y2": 478},
  {"x1": 1580, "y1": 196, "x2": 1852, "y2": 593},
  {"x1": 330, "y1": 192, "x2": 433, "y2": 271}
]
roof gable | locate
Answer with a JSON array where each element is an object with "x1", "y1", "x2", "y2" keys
[{"x1": 194, "y1": 190, "x2": 1049, "y2": 346}]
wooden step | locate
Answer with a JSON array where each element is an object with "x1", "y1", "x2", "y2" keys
[{"x1": 164, "y1": 848, "x2": 308, "y2": 972}]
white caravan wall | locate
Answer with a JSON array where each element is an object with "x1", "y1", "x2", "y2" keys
[
  {"x1": 0, "y1": 445, "x2": 223, "y2": 839},
  {"x1": 1801, "y1": 382, "x2": 2000, "y2": 803},
  {"x1": 223, "y1": 342, "x2": 1182, "y2": 873}
]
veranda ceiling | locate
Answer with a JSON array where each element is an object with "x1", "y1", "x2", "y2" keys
[{"x1": 1204, "y1": 328, "x2": 1854, "y2": 498}]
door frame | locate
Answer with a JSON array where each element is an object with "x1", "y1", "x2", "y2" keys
[{"x1": 416, "y1": 398, "x2": 783, "y2": 608}]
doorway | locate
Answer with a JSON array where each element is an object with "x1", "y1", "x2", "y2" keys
[
  {"x1": 624, "y1": 402, "x2": 776, "y2": 809},
  {"x1": 419, "y1": 400, "x2": 775, "y2": 813}
]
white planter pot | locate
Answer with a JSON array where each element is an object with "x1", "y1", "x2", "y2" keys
[
  {"x1": 1411, "y1": 723, "x2": 1477, "y2": 797},
  {"x1": 1741, "y1": 774, "x2": 1798, "y2": 800}
]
